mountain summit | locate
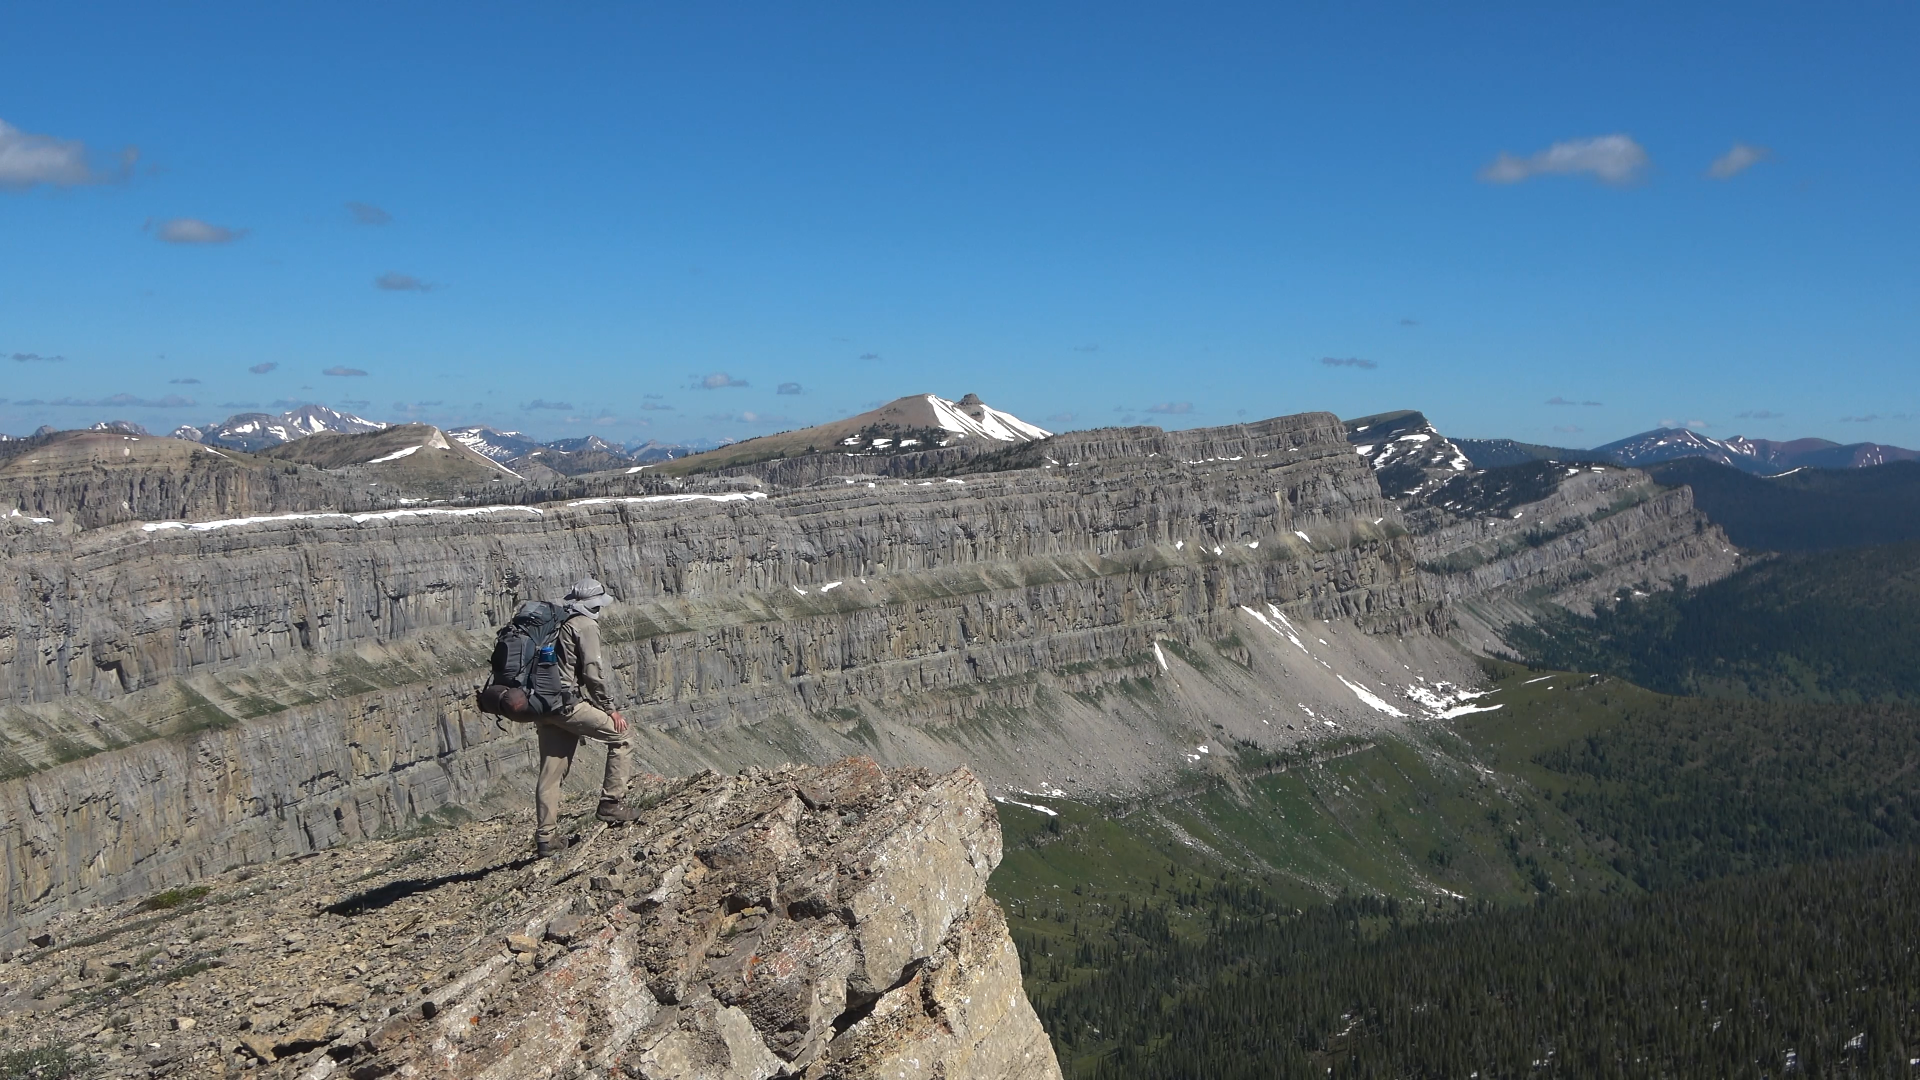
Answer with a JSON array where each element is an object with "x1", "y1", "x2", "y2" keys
[{"x1": 654, "y1": 392, "x2": 1051, "y2": 476}]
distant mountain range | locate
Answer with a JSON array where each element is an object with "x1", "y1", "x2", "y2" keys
[
  {"x1": 115, "y1": 404, "x2": 721, "y2": 476},
  {"x1": 444, "y1": 428, "x2": 728, "y2": 477},
  {"x1": 1458, "y1": 428, "x2": 1920, "y2": 476},
  {"x1": 170, "y1": 404, "x2": 388, "y2": 452},
  {"x1": 10, "y1": 396, "x2": 1916, "y2": 482}
]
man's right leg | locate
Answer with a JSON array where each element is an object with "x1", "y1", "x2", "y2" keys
[{"x1": 534, "y1": 722, "x2": 580, "y2": 849}]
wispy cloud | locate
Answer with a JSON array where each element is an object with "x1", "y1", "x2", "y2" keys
[
  {"x1": 1479, "y1": 134, "x2": 1650, "y2": 185},
  {"x1": 1045, "y1": 411, "x2": 1076, "y2": 423},
  {"x1": 1658, "y1": 418, "x2": 1712, "y2": 430},
  {"x1": 45, "y1": 392, "x2": 196, "y2": 408},
  {"x1": 10, "y1": 352, "x2": 62, "y2": 362},
  {"x1": 218, "y1": 401, "x2": 259, "y2": 410},
  {"x1": 641, "y1": 401, "x2": 675, "y2": 411},
  {"x1": 697, "y1": 372, "x2": 749, "y2": 389},
  {"x1": 0, "y1": 118, "x2": 137, "y2": 189},
  {"x1": 1146, "y1": 402, "x2": 1193, "y2": 415},
  {"x1": 346, "y1": 201, "x2": 391, "y2": 225},
  {"x1": 169, "y1": 377, "x2": 200, "y2": 384},
  {"x1": 525, "y1": 399, "x2": 574, "y2": 410},
  {"x1": 1837, "y1": 414, "x2": 1912, "y2": 424},
  {"x1": 248, "y1": 362, "x2": 278, "y2": 374},
  {"x1": 1399, "y1": 317, "x2": 1419, "y2": 327},
  {"x1": 375, "y1": 271, "x2": 432, "y2": 292},
  {"x1": 776, "y1": 382, "x2": 804, "y2": 395},
  {"x1": 1735, "y1": 409, "x2": 1784, "y2": 420},
  {"x1": 151, "y1": 218, "x2": 248, "y2": 244},
  {"x1": 1320, "y1": 357, "x2": 1378, "y2": 369},
  {"x1": 1546, "y1": 396, "x2": 1603, "y2": 406},
  {"x1": 1708, "y1": 144, "x2": 1770, "y2": 180},
  {"x1": 322, "y1": 366, "x2": 367, "y2": 377},
  {"x1": 857, "y1": 353, "x2": 880, "y2": 361},
  {"x1": 1554, "y1": 425, "x2": 1584, "y2": 434},
  {"x1": 706, "y1": 411, "x2": 789, "y2": 424}
]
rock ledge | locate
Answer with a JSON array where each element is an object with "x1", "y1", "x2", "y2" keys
[{"x1": 0, "y1": 758, "x2": 1062, "y2": 1080}]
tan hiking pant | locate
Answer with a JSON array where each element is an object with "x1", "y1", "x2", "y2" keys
[{"x1": 533, "y1": 701, "x2": 631, "y2": 843}]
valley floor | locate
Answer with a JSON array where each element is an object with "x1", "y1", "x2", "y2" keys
[{"x1": 990, "y1": 661, "x2": 1920, "y2": 1076}]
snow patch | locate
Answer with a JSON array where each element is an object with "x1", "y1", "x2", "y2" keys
[
  {"x1": 568, "y1": 492, "x2": 769, "y2": 508},
  {"x1": 922, "y1": 394, "x2": 1053, "y2": 442},
  {"x1": 1404, "y1": 680, "x2": 1503, "y2": 719},
  {"x1": 992, "y1": 796, "x2": 1058, "y2": 817},
  {"x1": 365, "y1": 444, "x2": 423, "y2": 464},
  {"x1": 141, "y1": 505, "x2": 545, "y2": 533},
  {"x1": 1337, "y1": 675, "x2": 1407, "y2": 717}
]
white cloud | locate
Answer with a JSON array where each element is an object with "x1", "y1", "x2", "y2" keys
[
  {"x1": 1708, "y1": 143, "x2": 1770, "y2": 179},
  {"x1": 0, "y1": 119, "x2": 134, "y2": 188},
  {"x1": 1479, "y1": 134, "x2": 1649, "y2": 185},
  {"x1": 376, "y1": 271, "x2": 433, "y2": 291},
  {"x1": 153, "y1": 218, "x2": 248, "y2": 244}
]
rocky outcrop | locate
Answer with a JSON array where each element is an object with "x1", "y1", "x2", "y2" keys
[{"x1": 0, "y1": 759, "x2": 1063, "y2": 1080}]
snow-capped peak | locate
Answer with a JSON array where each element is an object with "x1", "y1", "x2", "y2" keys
[
  {"x1": 190, "y1": 404, "x2": 387, "y2": 452},
  {"x1": 447, "y1": 426, "x2": 543, "y2": 462},
  {"x1": 1345, "y1": 410, "x2": 1471, "y2": 498},
  {"x1": 925, "y1": 393, "x2": 1052, "y2": 442}
]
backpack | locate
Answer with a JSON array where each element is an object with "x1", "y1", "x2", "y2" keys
[{"x1": 476, "y1": 601, "x2": 577, "y2": 719}]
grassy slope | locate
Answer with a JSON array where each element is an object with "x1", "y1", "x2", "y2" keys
[{"x1": 990, "y1": 662, "x2": 1651, "y2": 1000}]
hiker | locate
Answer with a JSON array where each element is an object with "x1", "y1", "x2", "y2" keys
[{"x1": 533, "y1": 577, "x2": 640, "y2": 856}]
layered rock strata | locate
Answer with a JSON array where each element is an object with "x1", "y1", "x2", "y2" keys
[
  {"x1": 3, "y1": 411, "x2": 1463, "y2": 943},
  {"x1": 1401, "y1": 462, "x2": 1741, "y2": 653},
  {"x1": 0, "y1": 758, "x2": 1064, "y2": 1080}
]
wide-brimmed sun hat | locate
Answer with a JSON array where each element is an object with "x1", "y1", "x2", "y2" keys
[{"x1": 565, "y1": 577, "x2": 611, "y2": 611}]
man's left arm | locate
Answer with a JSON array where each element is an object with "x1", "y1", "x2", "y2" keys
[{"x1": 572, "y1": 617, "x2": 618, "y2": 714}]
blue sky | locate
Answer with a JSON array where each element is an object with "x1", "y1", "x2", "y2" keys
[{"x1": 3, "y1": 3, "x2": 1916, "y2": 448}]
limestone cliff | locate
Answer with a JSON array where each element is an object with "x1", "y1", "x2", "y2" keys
[
  {"x1": 1395, "y1": 460, "x2": 1742, "y2": 654},
  {"x1": 3, "y1": 410, "x2": 1471, "y2": 943},
  {"x1": 0, "y1": 758, "x2": 1064, "y2": 1080}
]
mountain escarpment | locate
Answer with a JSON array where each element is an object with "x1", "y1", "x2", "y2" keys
[{"x1": 4, "y1": 411, "x2": 1476, "y2": 945}]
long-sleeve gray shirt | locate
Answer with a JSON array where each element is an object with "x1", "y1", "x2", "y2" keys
[{"x1": 557, "y1": 614, "x2": 616, "y2": 712}]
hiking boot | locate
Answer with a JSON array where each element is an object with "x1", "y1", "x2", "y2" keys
[
  {"x1": 596, "y1": 798, "x2": 641, "y2": 825},
  {"x1": 535, "y1": 837, "x2": 562, "y2": 858}
]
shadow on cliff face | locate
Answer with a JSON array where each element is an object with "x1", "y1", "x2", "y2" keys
[{"x1": 324, "y1": 858, "x2": 536, "y2": 916}]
